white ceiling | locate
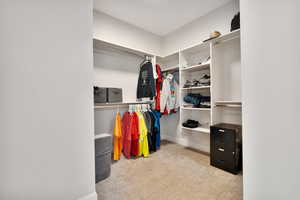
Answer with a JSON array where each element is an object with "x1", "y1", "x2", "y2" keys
[{"x1": 94, "y1": 0, "x2": 233, "y2": 36}]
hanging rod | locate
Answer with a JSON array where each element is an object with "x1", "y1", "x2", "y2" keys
[{"x1": 94, "y1": 101, "x2": 153, "y2": 109}]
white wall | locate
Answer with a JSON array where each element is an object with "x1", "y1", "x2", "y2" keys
[
  {"x1": 0, "y1": 1, "x2": 96, "y2": 200},
  {"x1": 93, "y1": 11, "x2": 162, "y2": 56},
  {"x1": 241, "y1": 0, "x2": 300, "y2": 199},
  {"x1": 94, "y1": 48, "x2": 143, "y2": 102},
  {"x1": 162, "y1": 0, "x2": 239, "y2": 56}
]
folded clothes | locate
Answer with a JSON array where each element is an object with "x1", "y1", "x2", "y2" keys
[{"x1": 184, "y1": 93, "x2": 211, "y2": 106}]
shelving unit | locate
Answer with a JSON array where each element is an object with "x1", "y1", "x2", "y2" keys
[
  {"x1": 211, "y1": 29, "x2": 242, "y2": 125},
  {"x1": 179, "y1": 29, "x2": 241, "y2": 136}
]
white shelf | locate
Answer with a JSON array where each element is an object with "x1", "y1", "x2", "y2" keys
[
  {"x1": 215, "y1": 101, "x2": 242, "y2": 108},
  {"x1": 181, "y1": 63, "x2": 210, "y2": 72},
  {"x1": 211, "y1": 29, "x2": 240, "y2": 44},
  {"x1": 181, "y1": 126, "x2": 210, "y2": 134},
  {"x1": 181, "y1": 107, "x2": 210, "y2": 111},
  {"x1": 93, "y1": 38, "x2": 153, "y2": 58},
  {"x1": 161, "y1": 65, "x2": 179, "y2": 72},
  {"x1": 181, "y1": 86, "x2": 210, "y2": 90}
]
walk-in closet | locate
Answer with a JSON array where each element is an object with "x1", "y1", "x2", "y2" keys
[
  {"x1": 3, "y1": 0, "x2": 299, "y2": 199},
  {"x1": 93, "y1": 0, "x2": 243, "y2": 199}
]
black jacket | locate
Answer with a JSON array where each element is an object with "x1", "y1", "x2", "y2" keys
[{"x1": 137, "y1": 61, "x2": 156, "y2": 99}]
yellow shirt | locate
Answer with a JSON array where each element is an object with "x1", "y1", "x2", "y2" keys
[{"x1": 136, "y1": 112, "x2": 149, "y2": 157}]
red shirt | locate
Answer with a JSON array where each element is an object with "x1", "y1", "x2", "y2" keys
[
  {"x1": 122, "y1": 112, "x2": 132, "y2": 159},
  {"x1": 155, "y1": 64, "x2": 162, "y2": 111},
  {"x1": 130, "y1": 113, "x2": 140, "y2": 157}
]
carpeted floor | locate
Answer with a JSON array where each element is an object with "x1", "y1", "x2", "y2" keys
[{"x1": 96, "y1": 141, "x2": 243, "y2": 200}]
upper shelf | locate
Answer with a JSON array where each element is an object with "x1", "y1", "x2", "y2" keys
[
  {"x1": 93, "y1": 38, "x2": 154, "y2": 58},
  {"x1": 180, "y1": 29, "x2": 240, "y2": 55},
  {"x1": 210, "y1": 29, "x2": 240, "y2": 45}
]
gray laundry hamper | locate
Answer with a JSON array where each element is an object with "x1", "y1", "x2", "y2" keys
[{"x1": 95, "y1": 133, "x2": 112, "y2": 183}]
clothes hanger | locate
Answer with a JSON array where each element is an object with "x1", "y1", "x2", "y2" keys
[{"x1": 139, "y1": 55, "x2": 152, "y2": 67}]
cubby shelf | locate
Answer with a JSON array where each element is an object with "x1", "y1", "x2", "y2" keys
[{"x1": 181, "y1": 126, "x2": 210, "y2": 134}]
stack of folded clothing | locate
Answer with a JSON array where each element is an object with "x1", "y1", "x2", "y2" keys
[
  {"x1": 182, "y1": 119, "x2": 200, "y2": 128},
  {"x1": 182, "y1": 74, "x2": 210, "y2": 88},
  {"x1": 184, "y1": 93, "x2": 211, "y2": 108}
]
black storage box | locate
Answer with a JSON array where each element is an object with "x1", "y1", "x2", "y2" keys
[
  {"x1": 94, "y1": 87, "x2": 122, "y2": 103},
  {"x1": 210, "y1": 123, "x2": 242, "y2": 174},
  {"x1": 95, "y1": 133, "x2": 112, "y2": 183}
]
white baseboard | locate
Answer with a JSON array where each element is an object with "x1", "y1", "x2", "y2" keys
[
  {"x1": 162, "y1": 135, "x2": 210, "y2": 153},
  {"x1": 77, "y1": 192, "x2": 97, "y2": 200}
]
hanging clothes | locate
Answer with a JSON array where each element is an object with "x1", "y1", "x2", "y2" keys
[
  {"x1": 113, "y1": 112, "x2": 122, "y2": 161},
  {"x1": 170, "y1": 72, "x2": 179, "y2": 112},
  {"x1": 130, "y1": 112, "x2": 140, "y2": 157},
  {"x1": 152, "y1": 60, "x2": 158, "y2": 80},
  {"x1": 148, "y1": 111, "x2": 157, "y2": 152},
  {"x1": 137, "y1": 61, "x2": 156, "y2": 99},
  {"x1": 122, "y1": 112, "x2": 132, "y2": 159},
  {"x1": 160, "y1": 73, "x2": 179, "y2": 114},
  {"x1": 152, "y1": 110, "x2": 161, "y2": 149},
  {"x1": 155, "y1": 64, "x2": 162, "y2": 111},
  {"x1": 137, "y1": 112, "x2": 149, "y2": 157}
]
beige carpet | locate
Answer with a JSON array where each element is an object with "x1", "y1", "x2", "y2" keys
[{"x1": 96, "y1": 141, "x2": 243, "y2": 200}]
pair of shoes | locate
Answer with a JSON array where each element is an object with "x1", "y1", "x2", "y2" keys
[
  {"x1": 199, "y1": 74, "x2": 210, "y2": 85},
  {"x1": 182, "y1": 119, "x2": 200, "y2": 128},
  {"x1": 192, "y1": 79, "x2": 201, "y2": 87},
  {"x1": 183, "y1": 80, "x2": 193, "y2": 88}
]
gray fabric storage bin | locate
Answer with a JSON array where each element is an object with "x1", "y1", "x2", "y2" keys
[
  {"x1": 107, "y1": 88, "x2": 122, "y2": 103},
  {"x1": 94, "y1": 87, "x2": 107, "y2": 103},
  {"x1": 95, "y1": 133, "x2": 112, "y2": 183}
]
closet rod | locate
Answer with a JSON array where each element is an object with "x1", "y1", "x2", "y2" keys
[{"x1": 94, "y1": 101, "x2": 153, "y2": 109}]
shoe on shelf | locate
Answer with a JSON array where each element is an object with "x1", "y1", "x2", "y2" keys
[
  {"x1": 182, "y1": 119, "x2": 200, "y2": 128},
  {"x1": 183, "y1": 80, "x2": 193, "y2": 88},
  {"x1": 199, "y1": 74, "x2": 210, "y2": 85}
]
